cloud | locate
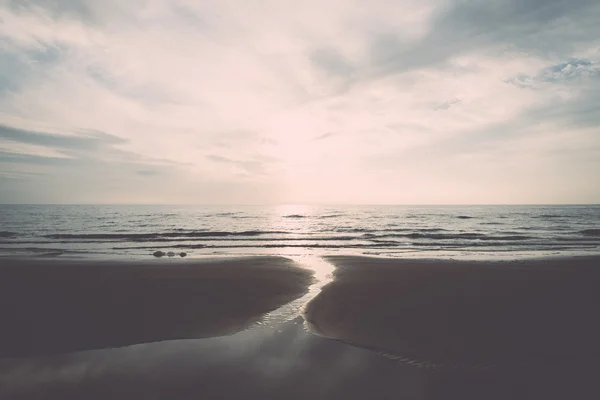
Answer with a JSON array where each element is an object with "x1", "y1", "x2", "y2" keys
[
  {"x1": 539, "y1": 59, "x2": 600, "y2": 82},
  {"x1": 8, "y1": 0, "x2": 96, "y2": 21},
  {"x1": 313, "y1": 132, "x2": 336, "y2": 141},
  {"x1": 0, "y1": 0, "x2": 599, "y2": 203},
  {"x1": 346, "y1": 0, "x2": 600, "y2": 87},
  {"x1": 136, "y1": 169, "x2": 160, "y2": 176},
  {"x1": 206, "y1": 154, "x2": 281, "y2": 177},
  {"x1": 0, "y1": 124, "x2": 126, "y2": 152},
  {"x1": 503, "y1": 58, "x2": 600, "y2": 129},
  {"x1": 0, "y1": 124, "x2": 195, "y2": 203},
  {"x1": 506, "y1": 58, "x2": 600, "y2": 88},
  {"x1": 433, "y1": 98, "x2": 461, "y2": 111},
  {"x1": 310, "y1": 48, "x2": 355, "y2": 78}
]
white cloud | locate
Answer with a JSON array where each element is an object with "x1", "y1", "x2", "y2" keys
[
  {"x1": 0, "y1": 139, "x2": 72, "y2": 158},
  {"x1": 1, "y1": 0, "x2": 599, "y2": 203}
]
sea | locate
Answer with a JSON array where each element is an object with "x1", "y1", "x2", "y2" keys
[{"x1": 0, "y1": 204, "x2": 599, "y2": 260}]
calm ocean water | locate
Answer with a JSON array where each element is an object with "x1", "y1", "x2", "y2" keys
[{"x1": 0, "y1": 204, "x2": 599, "y2": 259}]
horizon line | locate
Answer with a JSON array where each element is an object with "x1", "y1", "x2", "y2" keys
[{"x1": 1, "y1": 203, "x2": 599, "y2": 207}]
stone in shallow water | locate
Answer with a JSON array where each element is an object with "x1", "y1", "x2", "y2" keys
[
  {"x1": 153, "y1": 251, "x2": 165, "y2": 258},
  {"x1": 180, "y1": 252, "x2": 187, "y2": 257},
  {"x1": 167, "y1": 252, "x2": 176, "y2": 257}
]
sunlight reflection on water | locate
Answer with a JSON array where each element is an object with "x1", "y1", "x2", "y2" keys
[{"x1": 253, "y1": 255, "x2": 335, "y2": 330}]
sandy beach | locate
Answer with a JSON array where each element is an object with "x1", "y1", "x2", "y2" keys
[
  {"x1": 2, "y1": 255, "x2": 600, "y2": 399},
  {"x1": 0, "y1": 257, "x2": 313, "y2": 358},
  {"x1": 305, "y1": 256, "x2": 600, "y2": 367}
]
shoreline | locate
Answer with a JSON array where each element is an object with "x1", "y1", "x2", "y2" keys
[{"x1": 3, "y1": 247, "x2": 600, "y2": 263}]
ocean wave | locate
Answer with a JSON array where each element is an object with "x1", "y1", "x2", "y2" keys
[
  {"x1": 0, "y1": 246, "x2": 71, "y2": 253},
  {"x1": 362, "y1": 233, "x2": 533, "y2": 241},
  {"x1": 142, "y1": 235, "x2": 362, "y2": 243},
  {"x1": 332, "y1": 228, "x2": 370, "y2": 233},
  {"x1": 318, "y1": 214, "x2": 344, "y2": 219},
  {"x1": 112, "y1": 240, "x2": 590, "y2": 251},
  {"x1": 479, "y1": 235, "x2": 534, "y2": 241},
  {"x1": 335, "y1": 228, "x2": 447, "y2": 234},
  {"x1": 361, "y1": 233, "x2": 378, "y2": 238},
  {"x1": 43, "y1": 231, "x2": 291, "y2": 240},
  {"x1": 581, "y1": 229, "x2": 600, "y2": 237},
  {"x1": 125, "y1": 242, "x2": 593, "y2": 250},
  {"x1": 369, "y1": 239, "x2": 408, "y2": 245},
  {"x1": 17, "y1": 233, "x2": 553, "y2": 246},
  {"x1": 408, "y1": 241, "x2": 573, "y2": 248},
  {"x1": 115, "y1": 243, "x2": 398, "y2": 250},
  {"x1": 556, "y1": 237, "x2": 600, "y2": 242},
  {"x1": 378, "y1": 233, "x2": 485, "y2": 240},
  {"x1": 35, "y1": 231, "x2": 540, "y2": 243},
  {"x1": 373, "y1": 228, "x2": 447, "y2": 233},
  {"x1": 26, "y1": 235, "x2": 364, "y2": 245},
  {"x1": 283, "y1": 214, "x2": 306, "y2": 219},
  {"x1": 456, "y1": 216, "x2": 473, "y2": 219},
  {"x1": 0, "y1": 231, "x2": 17, "y2": 238}
]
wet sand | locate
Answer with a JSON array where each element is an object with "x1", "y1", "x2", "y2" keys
[
  {"x1": 305, "y1": 256, "x2": 600, "y2": 367},
  {"x1": 2, "y1": 255, "x2": 600, "y2": 399},
  {"x1": 0, "y1": 317, "x2": 425, "y2": 400},
  {"x1": 0, "y1": 257, "x2": 313, "y2": 358},
  {"x1": 2, "y1": 316, "x2": 598, "y2": 400}
]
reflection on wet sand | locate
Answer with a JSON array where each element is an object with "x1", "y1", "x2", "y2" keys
[
  {"x1": 0, "y1": 318, "x2": 426, "y2": 400},
  {"x1": 1, "y1": 317, "x2": 597, "y2": 400}
]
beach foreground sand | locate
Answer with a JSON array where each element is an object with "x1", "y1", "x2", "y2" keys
[
  {"x1": 0, "y1": 257, "x2": 313, "y2": 358},
  {"x1": 305, "y1": 256, "x2": 600, "y2": 367},
  {"x1": 1, "y1": 317, "x2": 598, "y2": 400},
  {"x1": 2, "y1": 255, "x2": 600, "y2": 399}
]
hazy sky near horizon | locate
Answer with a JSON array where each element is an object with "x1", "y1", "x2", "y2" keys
[{"x1": 1, "y1": 0, "x2": 599, "y2": 204}]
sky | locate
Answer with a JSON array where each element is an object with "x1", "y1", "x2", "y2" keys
[{"x1": 1, "y1": 0, "x2": 599, "y2": 204}]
